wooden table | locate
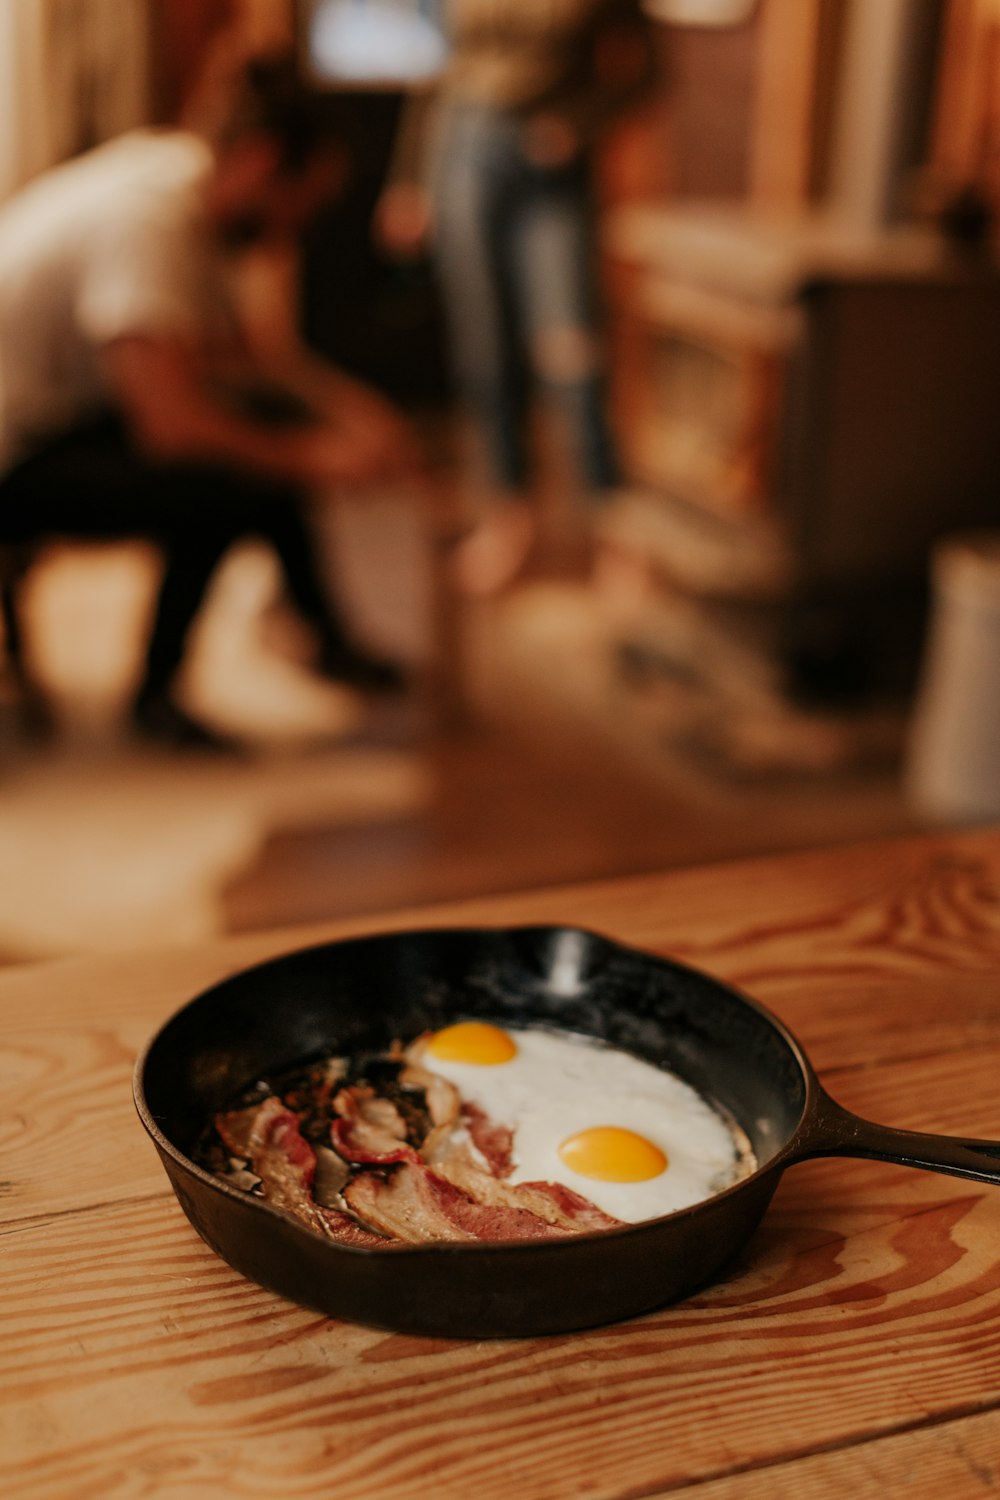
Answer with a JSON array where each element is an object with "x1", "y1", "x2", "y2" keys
[{"x1": 4, "y1": 828, "x2": 1000, "y2": 1499}]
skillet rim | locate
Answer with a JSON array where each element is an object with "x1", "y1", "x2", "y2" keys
[{"x1": 132, "y1": 921, "x2": 822, "y2": 1257}]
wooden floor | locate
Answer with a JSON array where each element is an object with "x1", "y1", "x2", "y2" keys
[
  {"x1": 222, "y1": 716, "x2": 915, "y2": 935},
  {"x1": 223, "y1": 570, "x2": 921, "y2": 934},
  {"x1": 0, "y1": 467, "x2": 923, "y2": 963}
]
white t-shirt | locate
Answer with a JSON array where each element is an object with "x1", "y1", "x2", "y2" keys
[{"x1": 0, "y1": 129, "x2": 235, "y2": 474}]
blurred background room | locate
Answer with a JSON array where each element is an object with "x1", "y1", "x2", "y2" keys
[{"x1": 0, "y1": 0, "x2": 998, "y2": 965}]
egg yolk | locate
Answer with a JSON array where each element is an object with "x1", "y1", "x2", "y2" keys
[
  {"x1": 558, "y1": 1126, "x2": 668, "y2": 1182},
  {"x1": 426, "y1": 1021, "x2": 518, "y2": 1065}
]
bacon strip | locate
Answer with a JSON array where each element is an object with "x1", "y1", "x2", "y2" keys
[
  {"x1": 215, "y1": 1096, "x2": 289, "y2": 1160},
  {"x1": 462, "y1": 1102, "x2": 515, "y2": 1177},
  {"x1": 399, "y1": 1061, "x2": 460, "y2": 1157},
  {"x1": 432, "y1": 1142, "x2": 624, "y2": 1232},
  {"x1": 216, "y1": 1097, "x2": 391, "y2": 1247},
  {"x1": 315, "y1": 1205, "x2": 396, "y2": 1249},
  {"x1": 344, "y1": 1162, "x2": 576, "y2": 1244},
  {"x1": 517, "y1": 1180, "x2": 624, "y2": 1232},
  {"x1": 217, "y1": 1097, "x2": 318, "y2": 1218},
  {"x1": 331, "y1": 1084, "x2": 419, "y2": 1165}
]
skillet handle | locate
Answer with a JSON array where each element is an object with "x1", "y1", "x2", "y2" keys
[{"x1": 793, "y1": 1086, "x2": 1000, "y2": 1186}]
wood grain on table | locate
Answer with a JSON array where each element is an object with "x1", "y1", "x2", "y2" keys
[{"x1": 3, "y1": 830, "x2": 1000, "y2": 1499}]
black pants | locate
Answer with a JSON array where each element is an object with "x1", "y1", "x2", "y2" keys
[{"x1": 0, "y1": 415, "x2": 350, "y2": 703}]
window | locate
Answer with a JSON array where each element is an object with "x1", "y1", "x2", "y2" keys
[{"x1": 297, "y1": 0, "x2": 448, "y2": 86}]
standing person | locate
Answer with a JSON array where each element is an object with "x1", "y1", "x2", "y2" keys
[
  {"x1": 0, "y1": 55, "x2": 423, "y2": 749},
  {"x1": 380, "y1": 0, "x2": 658, "y2": 594}
]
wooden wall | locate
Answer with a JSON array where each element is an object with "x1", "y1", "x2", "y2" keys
[
  {"x1": 632, "y1": 0, "x2": 996, "y2": 222},
  {"x1": 928, "y1": 0, "x2": 1000, "y2": 233},
  {"x1": 607, "y1": 0, "x2": 846, "y2": 211}
]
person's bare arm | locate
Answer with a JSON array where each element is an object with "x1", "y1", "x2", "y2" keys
[
  {"x1": 101, "y1": 336, "x2": 418, "y2": 488},
  {"x1": 276, "y1": 348, "x2": 424, "y2": 460},
  {"x1": 233, "y1": 244, "x2": 426, "y2": 471}
]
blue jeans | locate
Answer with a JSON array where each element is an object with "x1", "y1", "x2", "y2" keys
[{"x1": 430, "y1": 103, "x2": 619, "y2": 497}]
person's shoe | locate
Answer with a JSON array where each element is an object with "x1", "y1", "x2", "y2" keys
[
  {"x1": 130, "y1": 694, "x2": 243, "y2": 753},
  {"x1": 316, "y1": 642, "x2": 408, "y2": 694},
  {"x1": 450, "y1": 502, "x2": 537, "y2": 596}
]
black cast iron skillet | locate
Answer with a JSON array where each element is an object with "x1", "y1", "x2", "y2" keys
[{"x1": 134, "y1": 925, "x2": 1000, "y2": 1339}]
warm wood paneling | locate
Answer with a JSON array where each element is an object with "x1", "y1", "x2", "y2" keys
[
  {"x1": 750, "y1": 0, "x2": 845, "y2": 206},
  {"x1": 929, "y1": 0, "x2": 1000, "y2": 229}
]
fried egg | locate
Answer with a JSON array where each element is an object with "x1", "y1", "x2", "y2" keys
[{"x1": 419, "y1": 1022, "x2": 753, "y2": 1222}]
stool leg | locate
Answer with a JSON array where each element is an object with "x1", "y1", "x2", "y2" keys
[
  {"x1": 1, "y1": 550, "x2": 54, "y2": 736},
  {"x1": 1, "y1": 554, "x2": 29, "y2": 688}
]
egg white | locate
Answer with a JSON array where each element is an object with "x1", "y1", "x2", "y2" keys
[{"x1": 420, "y1": 1026, "x2": 753, "y2": 1222}]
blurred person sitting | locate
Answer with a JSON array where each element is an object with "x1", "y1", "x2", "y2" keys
[
  {"x1": 0, "y1": 55, "x2": 424, "y2": 750},
  {"x1": 378, "y1": 0, "x2": 658, "y2": 595}
]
